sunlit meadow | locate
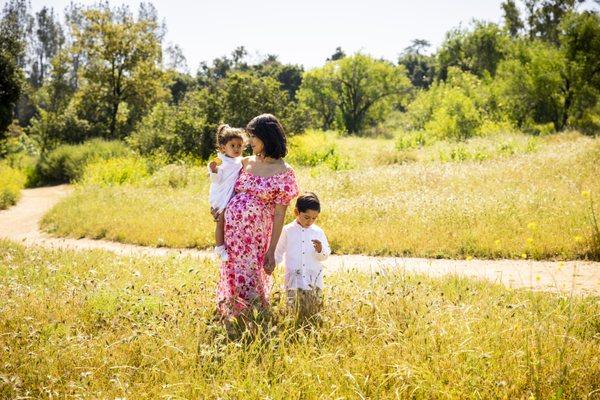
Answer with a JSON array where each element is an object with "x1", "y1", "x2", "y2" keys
[
  {"x1": 40, "y1": 131, "x2": 600, "y2": 260},
  {"x1": 1, "y1": 240, "x2": 599, "y2": 399}
]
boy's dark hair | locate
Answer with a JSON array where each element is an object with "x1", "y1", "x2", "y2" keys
[
  {"x1": 295, "y1": 192, "x2": 321, "y2": 213},
  {"x1": 216, "y1": 124, "x2": 245, "y2": 147},
  {"x1": 245, "y1": 114, "x2": 287, "y2": 159}
]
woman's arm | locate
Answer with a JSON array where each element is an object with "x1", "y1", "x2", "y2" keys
[{"x1": 263, "y1": 203, "x2": 288, "y2": 274}]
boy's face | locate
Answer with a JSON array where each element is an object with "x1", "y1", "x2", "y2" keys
[
  {"x1": 220, "y1": 138, "x2": 244, "y2": 158},
  {"x1": 295, "y1": 208, "x2": 319, "y2": 228}
]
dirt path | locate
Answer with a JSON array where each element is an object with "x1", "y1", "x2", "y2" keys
[{"x1": 1, "y1": 185, "x2": 599, "y2": 296}]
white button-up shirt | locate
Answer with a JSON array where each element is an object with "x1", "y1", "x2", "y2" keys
[{"x1": 275, "y1": 220, "x2": 331, "y2": 290}]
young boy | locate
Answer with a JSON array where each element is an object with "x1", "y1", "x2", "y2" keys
[{"x1": 275, "y1": 192, "x2": 331, "y2": 319}]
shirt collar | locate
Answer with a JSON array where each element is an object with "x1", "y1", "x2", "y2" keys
[{"x1": 217, "y1": 152, "x2": 241, "y2": 164}]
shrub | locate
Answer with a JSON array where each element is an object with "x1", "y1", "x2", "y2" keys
[
  {"x1": 424, "y1": 88, "x2": 482, "y2": 140},
  {"x1": 36, "y1": 139, "x2": 131, "y2": 183},
  {"x1": 81, "y1": 157, "x2": 150, "y2": 186},
  {"x1": 128, "y1": 97, "x2": 214, "y2": 162},
  {"x1": 395, "y1": 130, "x2": 433, "y2": 150},
  {"x1": 287, "y1": 130, "x2": 350, "y2": 170},
  {"x1": 0, "y1": 164, "x2": 26, "y2": 210}
]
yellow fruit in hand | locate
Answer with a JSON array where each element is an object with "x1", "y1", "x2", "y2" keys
[{"x1": 213, "y1": 157, "x2": 223, "y2": 166}]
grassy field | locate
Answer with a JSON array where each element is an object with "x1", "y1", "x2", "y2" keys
[
  {"x1": 1, "y1": 240, "x2": 598, "y2": 399},
  {"x1": 40, "y1": 131, "x2": 600, "y2": 260}
]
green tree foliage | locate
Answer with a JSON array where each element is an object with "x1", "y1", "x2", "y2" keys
[
  {"x1": 523, "y1": 0, "x2": 585, "y2": 44},
  {"x1": 69, "y1": 4, "x2": 167, "y2": 140},
  {"x1": 0, "y1": 0, "x2": 26, "y2": 139},
  {"x1": 502, "y1": 0, "x2": 525, "y2": 37},
  {"x1": 28, "y1": 6, "x2": 64, "y2": 88},
  {"x1": 298, "y1": 54, "x2": 411, "y2": 134},
  {"x1": 403, "y1": 68, "x2": 501, "y2": 140},
  {"x1": 560, "y1": 11, "x2": 600, "y2": 132},
  {"x1": 297, "y1": 64, "x2": 338, "y2": 130},
  {"x1": 130, "y1": 71, "x2": 291, "y2": 160},
  {"x1": 496, "y1": 40, "x2": 568, "y2": 131},
  {"x1": 327, "y1": 46, "x2": 346, "y2": 61},
  {"x1": 437, "y1": 21, "x2": 510, "y2": 80},
  {"x1": 496, "y1": 11, "x2": 600, "y2": 133},
  {"x1": 398, "y1": 39, "x2": 436, "y2": 89}
]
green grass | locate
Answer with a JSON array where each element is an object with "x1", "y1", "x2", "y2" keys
[
  {"x1": 40, "y1": 131, "x2": 600, "y2": 260},
  {"x1": 0, "y1": 240, "x2": 598, "y2": 399}
]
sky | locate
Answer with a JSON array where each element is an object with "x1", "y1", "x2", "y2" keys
[{"x1": 26, "y1": 0, "x2": 600, "y2": 71}]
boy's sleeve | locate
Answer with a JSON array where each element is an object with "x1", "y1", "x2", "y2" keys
[
  {"x1": 275, "y1": 227, "x2": 287, "y2": 265},
  {"x1": 315, "y1": 229, "x2": 331, "y2": 261}
]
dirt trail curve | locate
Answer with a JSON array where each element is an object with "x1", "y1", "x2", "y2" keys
[{"x1": 1, "y1": 185, "x2": 599, "y2": 296}]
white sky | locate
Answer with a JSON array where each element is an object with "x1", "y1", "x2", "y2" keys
[{"x1": 25, "y1": 0, "x2": 600, "y2": 71}]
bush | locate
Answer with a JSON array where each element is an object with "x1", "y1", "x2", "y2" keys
[
  {"x1": 81, "y1": 157, "x2": 150, "y2": 186},
  {"x1": 0, "y1": 164, "x2": 26, "y2": 210},
  {"x1": 395, "y1": 130, "x2": 433, "y2": 150},
  {"x1": 287, "y1": 130, "x2": 350, "y2": 170},
  {"x1": 401, "y1": 68, "x2": 503, "y2": 141},
  {"x1": 424, "y1": 88, "x2": 482, "y2": 140},
  {"x1": 36, "y1": 139, "x2": 131, "y2": 183},
  {"x1": 129, "y1": 97, "x2": 213, "y2": 162}
]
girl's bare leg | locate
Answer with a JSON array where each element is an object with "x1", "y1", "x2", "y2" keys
[{"x1": 215, "y1": 211, "x2": 225, "y2": 247}]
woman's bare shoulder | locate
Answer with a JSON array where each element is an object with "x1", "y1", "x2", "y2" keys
[{"x1": 241, "y1": 156, "x2": 254, "y2": 167}]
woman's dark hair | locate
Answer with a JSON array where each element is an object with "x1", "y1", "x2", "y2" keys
[
  {"x1": 295, "y1": 192, "x2": 321, "y2": 213},
  {"x1": 245, "y1": 114, "x2": 287, "y2": 159},
  {"x1": 216, "y1": 124, "x2": 245, "y2": 147}
]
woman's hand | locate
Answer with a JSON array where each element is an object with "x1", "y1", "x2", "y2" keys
[
  {"x1": 210, "y1": 207, "x2": 221, "y2": 222},
  {"x1": 263, "y1": 250, "x2": 276, "y2": 275}
]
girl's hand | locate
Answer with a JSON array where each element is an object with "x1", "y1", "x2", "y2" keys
[
  {"x1": 263, "y1": 251, "x2": 276, "y2": 275},
  {"x1": 312, "y1": 239, "x2": 322, "y2": 253},
  {"x1": 209, "y1": 161, "x2": 218, "y2": 173}
]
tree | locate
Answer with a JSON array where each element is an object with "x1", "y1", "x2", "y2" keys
[
  {"x1": 69, "y1": 4, "x2": 167, "y2": 139},
  {"x1": 559, "y1": 11, "x2": 600, "y2": 131},
  {"x1": 523, "y1": 0, "x2": 585, "y2": 44},
  {"x1": 299, "y1": 54, "x2": 411, "y2": 134},
  {"x1": 297, "y1": 64, "x2": 338, "y2": 130},
  {"x1": 220, "y1": 72, "x2": 289, "y2": 128},
  {"x1": 0, "y1": 0, "x2": 26, "y2": 138},
  {"x1": 437, "y1": 21, "x2": 510, "y2": 80},
  {"x1": 327, "y1": 46, "x2": 345, "y2": 61},
  {"x1": 501, "y1": 0, "x2": 525, "y2": 37},
  {"x1": 28, "y1": 6, "x2": 64, "y2": 88},
  {"x1": 496, "y1": 40, "x2": 568, "y2": 130},
  {"x1": 398, "y1": 39, "x2": 436, "y2": 89}
]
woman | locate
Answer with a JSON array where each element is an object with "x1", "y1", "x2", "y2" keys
[{"x1": 216, "y1": 114, "x2": 299, "y2": 322}]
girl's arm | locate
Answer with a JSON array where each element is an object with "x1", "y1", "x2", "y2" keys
[{"x1": 263, "y1": 203, "x2": 288, "y2": 274}]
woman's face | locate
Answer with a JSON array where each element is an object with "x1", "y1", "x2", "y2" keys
[{"x1": 249, "y1": 132, "x2": 264, "y2": 156}]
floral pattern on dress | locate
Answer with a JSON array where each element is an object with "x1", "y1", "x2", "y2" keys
[{"x1": 217, "y1": 167, "x2": 299, "y2": 318}]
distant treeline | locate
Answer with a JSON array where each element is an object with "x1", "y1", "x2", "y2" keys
[{"x1": 0, "y1": 0, "x2": 598, "y2": 160}]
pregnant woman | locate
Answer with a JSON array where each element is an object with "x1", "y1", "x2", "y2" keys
[{"x1": 216, "y1": 113, "x2": 299, "y2": 329}]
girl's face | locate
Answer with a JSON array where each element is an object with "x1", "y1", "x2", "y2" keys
[
  {"x1": 220, "y1": 138, "x2": 244, "y2": 158},
  {"x1": 248, "y1": 132, "x2": 264, "y2": 156}
]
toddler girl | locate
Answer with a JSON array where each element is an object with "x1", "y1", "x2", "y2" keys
[{"x1": 208, "y1": 124, "x2": 245, "y2": 260}]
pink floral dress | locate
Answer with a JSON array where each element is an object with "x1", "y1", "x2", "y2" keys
[{"x1": 217, "y1": 166, "x2": 299, "y2": 318}]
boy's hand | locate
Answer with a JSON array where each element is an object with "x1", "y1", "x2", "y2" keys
[{"x1": 312, "y1": 239, "x2": 322, "y2": 253}]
